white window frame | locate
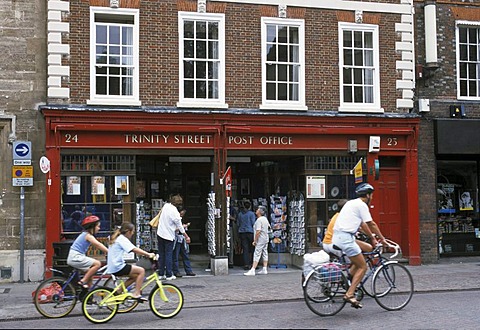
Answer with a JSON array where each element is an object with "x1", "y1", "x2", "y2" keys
[
  {"x1": 260, "y1": 17, "x2": 307, "y2": 111},
  {"x1": 338, "y1": 22, "x2": 381, "y2": 113},
  {"x1": 177, "y1": 12, "x2": 227, "y2": 109},
  {"x1": 456, "y1": 20, "x2": 480, "y2": 100},
  {"x1": 87, "y1": 7, "x2": 140, "y2": 106}
]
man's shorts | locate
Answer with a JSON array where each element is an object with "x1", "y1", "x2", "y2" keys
[{"x1": 332, "y1": 230, "x2": 361, "y2": 257}]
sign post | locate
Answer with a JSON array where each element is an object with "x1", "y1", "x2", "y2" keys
[{"x1": 12, "y1": 141, "x2": 32, "y2": 283}]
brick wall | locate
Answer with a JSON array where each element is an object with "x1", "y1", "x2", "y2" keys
[{"x1": 67, "y1": 0, "x2": 402, "y2": 112}]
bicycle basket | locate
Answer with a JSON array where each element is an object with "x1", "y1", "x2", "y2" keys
[{"x1": 314, "y1": 262, "x2": 342, "y2": 283}]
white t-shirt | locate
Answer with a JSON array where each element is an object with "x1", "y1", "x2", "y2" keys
[
  {"x1": 333, "y1": 198, "x2": 372, "y2": 234},
  {"x1": 254, "y1": 216, "x2": 270, "y2": 245},
  {"x1": 157, "y1": 202, "x2": 185, "y2": 241},
  {"x1": 107, "y1": 234, "x2": 136, "y2": 274}
]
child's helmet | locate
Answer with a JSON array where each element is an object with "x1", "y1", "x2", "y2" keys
[{"x1": 81, "y1": 215, "x2": 100, "y2": 228}]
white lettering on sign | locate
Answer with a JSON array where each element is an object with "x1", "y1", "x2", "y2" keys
[
  {"x1": 173, "y1": 135, "x2": 212, "y2": 144},
  {"x1": 228, "y1": 136, "x2": 254, "y2": 145},
  {"x1": 125, "y1": 134, "x2": 169, "y2": 144},
  {"x1": 259, "y1": 136, "x2": 293, "y2": 145}
]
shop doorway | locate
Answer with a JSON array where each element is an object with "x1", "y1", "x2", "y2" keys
[{"x1": 375, "y1": 167, "x2": 402, "y2": 247}]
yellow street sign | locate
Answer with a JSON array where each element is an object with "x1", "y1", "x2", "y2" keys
[{"x1": 12, "y1": 166, "x2": 33, "y2": 178}]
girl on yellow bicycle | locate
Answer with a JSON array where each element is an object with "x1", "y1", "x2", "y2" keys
[{"x1": 107, "y1": 222, "x2": 156, "y2": 300}]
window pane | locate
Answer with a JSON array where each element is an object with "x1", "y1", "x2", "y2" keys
[
  {"x1": 197, "y1": 40, "x2": 207, "y2": 59},
  {"x1": 96, "y1": 76, "x2": 107, "y2": 94},
  {"x1": 278, "y1": 64, "x2": 287, "y2": 81},
  {"x1": 290, "y1": 65, "x2": 299, "y2": 82},
  {"x1": 364, "y1": 69, "x2": 373, "y2": 85},
  {"x1": 184, "y1": 60, "x2": 194, "y2": 78},
  {"x1": 109, "y1": 76, "x2": 120, "y2": 95},
  {"x1": 354, "y1": 49, "x2": 363, "y2": 66},
  {"x1": 208, "y1": 81, "x2": 219, "y2": 98},
  {"x1": 459, "y1": 63, "x2": 467, "y2": 78},
  {"x1": 469, "y1": 45, "x2": 477, "y2": 61},
  {"x1": 354, "y1": 31, "x2": 362, "y2": 48},
  {"x1": 290, "y1": 45, "x2": 299, "y2": 62},
  {"x1": 460, "y1": 80, "x2": 467, "y2": 96},
  {"x1": 266, "y1": 44, "x2": 276, "y2": 61},
  {"x1": 196, "y1": 61, "x2": 206, "y2": 79},
  {"x1": 184, "y1": 80, "x2": 194, "y2": 98},
  {"x1": 343, "y1": 68, "x2": 352, "y2": 84},
  {"x1": 96, "y1": 25, "x2": 107, "y2": 43},
  {"x1": 96, "y1": 55, "x2": 107, "y2": 65},
  {"x1": 469, "y1": 28, "x2": 476, "y2": 43},
  {"x1": 353, "y1": 68, "x2": 362, "y2": 84},
  {"x1": 122, "y1": 56, "x2": 132, "y2": 66},
  {"x1": 196, "y1": 21, "x2": 206, "y2": 39},
  {"x1": 278, "y1": 44, "x2": 288, "y2": 62},
  {"x1": 344, "y1": 49, "x2": 352, "y2": 66},
  {"x1": 289, "y1": 27, "x2": 299, "y2": 44},
  {"x1": 267, "y1": 25, "x2": 276, "y2": 42},
  {"x1": 364, "y1": 86, "x2": 373, "y2": 103},
  {"x1": 96, "y1": 66, "x2": 107, "y2": 75},
  {"x1": 109, "y1": 55, "x2": 120, "y2": 65},
  {"x1": 208, "y1": 41, "x2": 218, "y2": 59},
  {"x1": 122, "y1": 77, "x2": 132, "y2": 95},
  {"x1": 208, "y1": 62, "x2": 218, "y2": 79},
  {"x1": 267, "y1": 83, "x2": 276, "y2": 100},
  {"x1": 110, "y1": 67, "x2": 120, "y2": 75},
  {"x1": 289, "y1": 84, "x2": 298, "y2": 101},
  {"x1": 365, "y1": 49, "x2": 373, "y2": 67},
  {"x1": 278, "y1": 83, "x2": 287, "y2": 100},
  {"x1": 343, "y1": 30, "x2": 352, "y2": 47},
  {"x1": 278, "y1": 26, "x2": 287, "y2": 43},
  {"x1": 343, "y1": 85, "x2": 352, "y2": 102},
  {"x1": 109, "y1": 46, "x2": 120, "y2": 55},
  {"x1": 469, "y1": 63, "x2": 477, "y2": 78},
  {"x1": 460, "y1": 44, "x2": 467, "y2": 61},
  {"x1": 469, "y1": 80, "x2": 476, "y2": 96},
  {"x1": 208, "y1": 22, "x2": 218, "y2": 39},
  {"x1": 122, "y1": 67, "x2": 133, "y2": 76},
  {"x1": 196, "y1": 80, "x2": 206, "y2": 98},
  {"x1": 354, "y1": 86, "x2": 363, "y2": 102},
  {"x1": 266, "y1": 64, "x2": 276, "y2": 81},
  {"x1": 109, "y1": 26, "x2": 120, "y2": 45},
  {"x1": 459, "y1": 27, "x2": 467, "y2": 43},
  {"x1": 184, "y1": 20, "x2": 194, "y2": 38},
  {"x1": 364, "y1": 32, "x2": 373, "y2": 48},
  {"x1": 184, "y1": 40, "x2": 194, "y2": 58}
]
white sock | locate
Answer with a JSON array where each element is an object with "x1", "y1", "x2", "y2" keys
[{"x1": 263, "y1": 267, "x2": 267, "y2": 271}]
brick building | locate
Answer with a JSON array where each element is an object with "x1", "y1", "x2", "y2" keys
[
  {"x1": 3, "y1": 0, "x2": 422, "y2": 279},
  {"x1": 415, "y1": 0, "x2": 480, "y2": 262}
]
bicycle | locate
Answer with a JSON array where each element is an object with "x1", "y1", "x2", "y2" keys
[
  {"x1": 33, "y1": 264, "x2": 110, "y2": 318},
  {"x1": 81, "y1": 269, "x2": 184, "y2": 324},
  {"x1": 303, "y1": 239, "x2": 414, "y2": 316}
]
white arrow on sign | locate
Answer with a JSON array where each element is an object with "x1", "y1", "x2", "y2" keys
[{"x1": 15, "y1": 145, "x2": 29, "y2": 156}]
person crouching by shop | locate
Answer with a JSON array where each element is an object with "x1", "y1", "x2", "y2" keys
[
  {"x1": 173, "y1": 222, "x2": 196, "y2": 277},
  {"x1": 67, "y1": 215, "x2": 109, "y2": 289},
  {"x1": 157, "y1": 194, "x2": 190, "y2": 280},
  {"x1": 244, "y1": 205, "x2": 269, "y2": 276}
]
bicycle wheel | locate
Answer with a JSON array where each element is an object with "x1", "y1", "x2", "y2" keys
[
  {"x1": 373, "y1": 262, "x2": 414, "y2": 311},
  {"x1": 103, "y1": 277, "x2": 138, "y2": 313},
  {"x1": 149, "y1": 283, "x2": 184, "y2": 318},
  {"x1": 33, "y1": 276, "x2": 77, "y2": 318},
  {"x1": 82, "y1": 287, "x2": 118, "y2": 324},
  {"x1": 362, "y1": 256, "x2": 388, "y2": 298},
  {"x1": 303, "y1": 269, "x2": 348, "y2": 317}
]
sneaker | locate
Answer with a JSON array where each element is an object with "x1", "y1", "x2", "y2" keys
[
  {"x1": 165, "y1": 275, "x2": 176, "y2": 280},
  {"x1": 244, "y1": 269, "x2": 255, "y2": 276},
  {"x1": 185, "y1": 272, "x2": 196, "y2": 276},
  {"x1": 174, "y1": 272, "x2": 183, "y2": 278},
  {"x1": 257, "y1": 269, "x2": 268, "y2": 275}
]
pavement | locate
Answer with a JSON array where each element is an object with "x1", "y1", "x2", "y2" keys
[{"x1": 1, "y1": 256, "x2": 479, "y2": 321}]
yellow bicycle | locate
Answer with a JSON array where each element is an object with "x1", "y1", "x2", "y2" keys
[{"x1": 81, "y1": 270, "x2": 184, "y2": 324}]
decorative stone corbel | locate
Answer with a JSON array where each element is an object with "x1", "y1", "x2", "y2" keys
[
  {"x1": 198, "y1": 0, "x2": 206, "y2": 13},
  {"x1": 279, "y1": 4, "x2": 287, "y2": 18},
  {"x1": 110, "y1": 0, "x2": 119, "y2": 9},
  {"x1": 355, "y1": 10, "x2": 363, "y2": 24}
]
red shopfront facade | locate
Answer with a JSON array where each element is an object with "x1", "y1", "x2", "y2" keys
[{"x1": 41, "y1": 108, "x2": 421, "y2": 273}]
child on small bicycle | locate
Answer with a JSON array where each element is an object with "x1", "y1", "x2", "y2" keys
[
  {"x1": 67, "y1": 215, "x2": 109, "y2": 289},
  {"x1": 107, "y1": 222, "x2": 156, "y2": 301}
]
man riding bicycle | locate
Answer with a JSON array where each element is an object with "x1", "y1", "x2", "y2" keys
[{"x1": 332, "y1": 183, "x2": 387, "y2": 309}]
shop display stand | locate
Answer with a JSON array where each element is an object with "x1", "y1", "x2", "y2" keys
[
  {"x1": 288, "y1": 192, "x2": 305, "y2": 256},
  {"x1": 269, "y1": 195, "x2": 287, "y2": 269}
]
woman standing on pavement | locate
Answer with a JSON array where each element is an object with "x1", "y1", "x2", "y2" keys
[{"x1": 244, "y1": 205, "x2": 270, "y2": 276}]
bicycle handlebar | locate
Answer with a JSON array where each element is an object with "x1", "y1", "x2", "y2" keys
[{"x1": 376, "y1": 238, "x2": 401, "y2": 259}]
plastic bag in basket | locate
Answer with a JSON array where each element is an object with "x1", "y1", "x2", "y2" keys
[{"x1": 32, "y1": 282, "x2": 63, "y2": 304}]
